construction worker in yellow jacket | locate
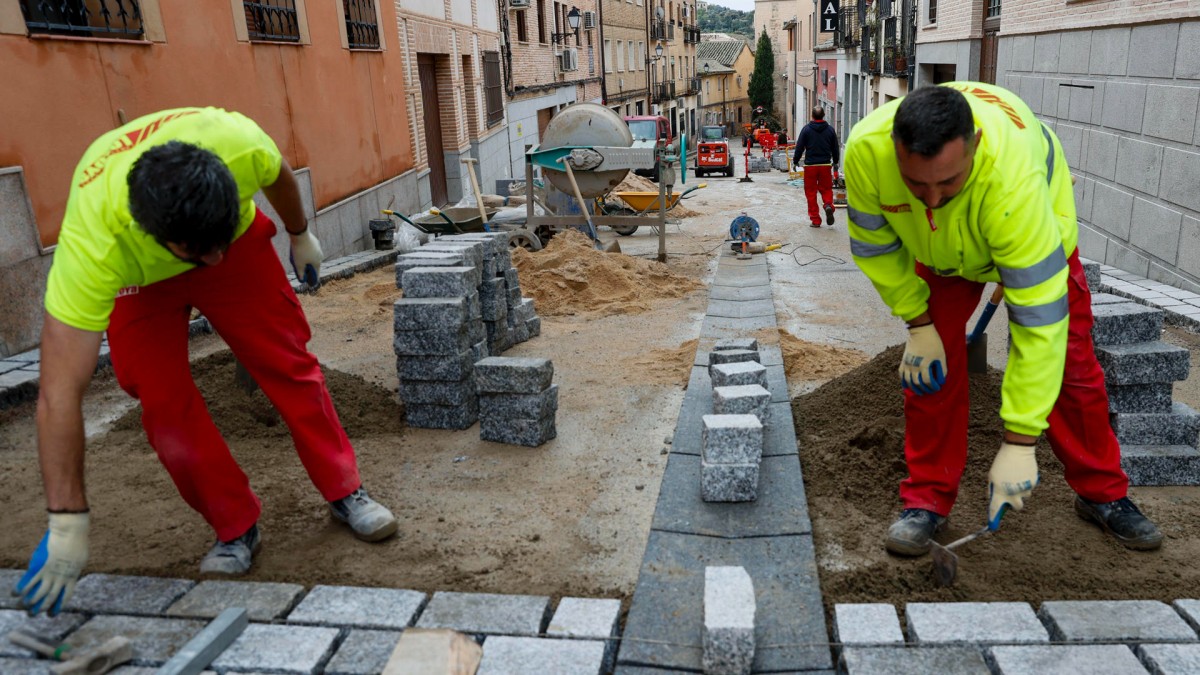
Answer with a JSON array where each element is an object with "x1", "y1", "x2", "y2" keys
[{"x1": 844, "y1": 83, "x2": 1162, "y2": 555}]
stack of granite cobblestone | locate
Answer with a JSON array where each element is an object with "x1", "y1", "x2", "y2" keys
[
  {"x1": 702, "y1": 338, "x2": 767, "y2": 502},
  {"x1": 475, "y1": 357, "x2": 557, "y2": 447}
]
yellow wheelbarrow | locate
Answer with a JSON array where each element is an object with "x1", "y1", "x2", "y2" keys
[{"x1": 597, "y1": 183, "x2": 706, "y2": 236}]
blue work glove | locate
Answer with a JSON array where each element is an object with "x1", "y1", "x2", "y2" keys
[
  {"x1": 987, "y1": 442, "x2": 1039, "y2": 530},
  {"x1": 14, "y1": 512, "x2": 89, "y2": 616},
  {"x1": 899, "y1": 323, "x2": 946, "y2": 395},
  {"x1": 289, "y1": 229, "x2": 324, "y2": 288}
]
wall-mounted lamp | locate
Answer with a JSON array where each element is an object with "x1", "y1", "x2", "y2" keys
[{"x1": 551, "y1": 7, "x2": 581, "y2": 43}]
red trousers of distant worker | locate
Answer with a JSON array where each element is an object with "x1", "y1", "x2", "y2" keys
[
  {"x1": 901, "y1": 250, "x2": 1129, "y2": 516},
  {"x1": 803, "y1": 164, "x2": 834, "y2": 225},
  {"x1": 108, "y1": 209, "x2": 362, "y2": 542}
]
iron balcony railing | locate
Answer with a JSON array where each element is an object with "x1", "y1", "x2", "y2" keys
[
  {"x1": 834, "y1": 5, "x2": 860, "y2": 49},
  {"x1": 685, "y1": 76, "x2": 701, "y2": 95},
  {"x1": 651, "y1": 19, "x2": 666, "y2": 41},
  {"x1": 244, "y1": 0, "x2": 301, "y2": 43},
  {"x1": 684, "y1": 26, "x2": 700, "y2": 44},
  {"x1": 20, "y1": 0, "x2": 144, "y2": 39},
  {"x1": 653, "y1": 81, "x2": 676, "y2": 103},
  {"x1": 343, "y1": 0, "x2": 379, "y2": 49},
  {"x1": 863, "y1": 0, "x2": 916, "y2": 78}
]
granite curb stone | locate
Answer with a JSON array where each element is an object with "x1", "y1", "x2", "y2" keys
[
  {"x1": 703, "y1": 566, "x2": 755, "y2": 675},
  {"x1": 324, "y1": 629, "x2": 403, "y2": 675},
  {"x1": 1137, "y1": 643, "x2": 1200, "y2": 675},
  {"x1": 393, "y1": 296, "x2": 474, "y2": 330},
  {"x1": 394, "y1": 252, "x2": 465, "y2": 287},
  {"x1": 1039, "y1": 600, "x2": 1198, "y2": 642},
  {"x1": 405, "y1": 400, "x2": 479, "y2": 430},
  {"x1": 392, "y1": 325, "x2": 479, "y2": 355},
  {"x1": 833, "y1": 604, "x2": 904, "y2": 646},
  {"x1": 477, "y1": 636, "x2": 607, "y2": 675},
  {"x1": 1108, "y1": 382, "x2": 1174, "y2": 414},
  {"x1": 708, "y1": 349, "x2": 760, "y2": 367},
  {"x1": 480, "y1": 414, "x2": 557, "y2": 446},
  {"x1": 713, "y1": 338, "x2": 759, "y2": 352},
  {"x1": 989, "y1": 644, "x2": 1147, "y2": 674},
  {"x1": 398, "y1": 378, "x2": 478, "y2": 406},
  {"x1": 1095, "y1": 342, "x2": 1190, "y2": 385},
  {"x1": 1110, "y1": 402, "x2": 1200, "y2": 447},
  {"x1": 66, "y1": 574, "x2": 194, "y2": 615},
  {"x1": 396, "y1": 350, "x2": 476, "y2": 382},
  {"x1": 701, "y1": 460, "x2": 759, "y2": 502},
  {"x1": 415, "y1": 591, "x2": 550, "y2": 636},
  {"x1": 702, "y1": 414, "x2": 763, "y2": 464},
  {"x1": 905, "y1": 602, "x2": 1049, "y2": 644},
  {"x1": 211, "y1": 623, "x2": 340, "y2": 674},
  {"x1": 402, "y1": 266, "x2": 483, "y2": 298},
  {"x1": 475, "y1": 357, "x2": 554, "y2": 393},
  {"x1": 1121, "y1": 446, "x2": 1200, "y2": 486},
  {"x1": 419, "y1": 242, "x2": 485, "y2": 270},
  {"x1": 286, "y1": 585, "x2": 426, "y2": 630},
  {"x1": 165, "y1": 580, "x2": 304, "y2": 621},
  {"x1": 479, "y1": 385, "x2": 559, "y2": 420},
  {"x1": 1091, "y1": 302, "x2": 1164, "y2": 346},
  {"x1": 710, "y1": 361, "x2": 768, "y2": 389},
  {"x1": 65, "y1": 614, "x2": 206, "y2": 667},
  {"x1": 713, "y1": 384, "x2": 770, "y2": 422},
  {"x1": 839, "y1": 646, "x2": 991, "y2": 674}
]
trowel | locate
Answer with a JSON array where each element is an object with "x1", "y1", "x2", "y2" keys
[{"x1": 966, "y1": 285, "x2": 1005, "y2": 374}]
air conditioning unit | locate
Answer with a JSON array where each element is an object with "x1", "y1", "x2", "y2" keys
[
  {"x1": 583, "y1": 10, "x2": 597, "y2": 29},
  {"x1": 510, "y1": 0, "x2": 531, "y2": 8},
  {"x1": 559, "y1": 48, "x2": 579, "y2": 72}
]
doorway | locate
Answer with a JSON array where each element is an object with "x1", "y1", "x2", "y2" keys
[
  {"x1": 418, "y1": 55, "x2": 448, "y2": 207},
  {"x1": 979, "y1": 3, "x2": 1001, "y2": 84}
]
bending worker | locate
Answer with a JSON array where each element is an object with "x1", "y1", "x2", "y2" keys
[
  {"x1": 15, "y1": 107, "x2": 398, "y2": 616},
  {"x1": 843, "y1": 83, "x2": 1162, "y2": 555}
]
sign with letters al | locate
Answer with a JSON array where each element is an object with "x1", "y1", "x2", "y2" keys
[{"x1": 820, "y1": 0, "x2": 839, "y2": 32}]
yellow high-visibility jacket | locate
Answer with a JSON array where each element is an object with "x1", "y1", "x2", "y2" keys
[{"x1": 844, "y1": 81, "x2": 1077, "y2": 437}]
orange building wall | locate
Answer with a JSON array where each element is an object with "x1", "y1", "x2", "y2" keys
[{"x1": 0, "y1": 1, "x2": 413, "y2": 247}]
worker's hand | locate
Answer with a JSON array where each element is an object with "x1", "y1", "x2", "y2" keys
[
  {"x1": 289, "y1": 229, "x2": 323, "y2": 287},
  {"x1": 14, "y1": 512, "x2": 89, "y2": 616},
  {"x1": 987, "y1": 442, "x2": 1039, "y2": 530},
  {"x1": 898, "y1": 323, "x2": 946, "y2": 395},
  {"x1": 832, "y1": 165, "x2": 840, "y2": 180}
]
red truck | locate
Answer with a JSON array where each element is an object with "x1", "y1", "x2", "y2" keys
[
  {"x1": 624, "y1": 115, "x2": 671, "y2": 181},
  {"x1": 695, "y1": 125, "x2": 734, "y2": 178}
]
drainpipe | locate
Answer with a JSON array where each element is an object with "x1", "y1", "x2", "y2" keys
[{"x1": 597, "y1": 0, "x2": 608, "y2": 104}]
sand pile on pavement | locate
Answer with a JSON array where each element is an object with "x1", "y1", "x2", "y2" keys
[
  {"x1": 630, "y1": 339, "x2": 699, "y2": 388},
  {"x1": 513, "y1": 229, "x2": 702, "y2": 317},
  {"x1": 612, "y1": 173, "x2": 702, "y2": 218},
  {"x1": 777, "y1": 329, "x2": 870, "y2": 380}
]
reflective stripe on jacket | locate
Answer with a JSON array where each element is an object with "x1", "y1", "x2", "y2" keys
[{"x1": 844, "y1": 81, "x2": 1078, "y2": 437}]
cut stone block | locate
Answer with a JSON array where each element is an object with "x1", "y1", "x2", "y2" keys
[
  {"x1": 399, "y1": 377, "x2": 477, "y2": 406},
  {"x1": 713, "y1": 337, "x2": 759, "y2": 352},
  {"x1": 708, "y1": 349, "x2": 760, "y2": 367},
  {"x1": 66, "y1": 574, "x2": 194, "y2": 615},
  {"x1": 1039, "y1": 600, "x2": 1198, "y2": 642},
  {"x1": 1108, "y1": 382, "x2": 1174, "y2": 414},
  {"x1": 478, "y1": 636, "x2": 607, "y2": 675},
  {"x1": 392, "y1": 324, "x2": 478, "y2": 356},
  {"x1": 1121, "y1": 445, "x2": 1200, "y2": 486},
  {"x1": 479, "y1": 385, "x2": 559, "y2": 420},
  {"x1": 1080, "y1": 257, "x2": 1102, "y2": 291},
  {"x1": 324, "y1": 629, "x2": 402, "y2": 675},
  {"x1": 701, "y1": 460, "x2": 759, "y2": 502},
  {"x1": 472, "y1": 338, "x2": 490, "y2": 362},
  {"x1": 515, "y1": 298, "x2": 537, "y2": 322},
  {"x1": 395, "y1": 252, "x2": 464, "y2": 287},
  {"x1": 840, "y1": 647, "x2": 991, "y2": 674},
  {"x1": 165, "y1": 580, "x2": 304, "y2": 622},
  {"x1": 415, "y1": 591, "x2": 550, "y2": 636},
  {"x1": 420, "y1": 242, "x2": 484, "y2": 269},
  {"x1": 1111, "y1": 402, "x2": 1200, "y2": 447},
  {"x1": 480, "y1": 414, "x2": 556, "y2": 447},
  {"x1": 710, "y1": 361, "x2": 768, "y2": 389},
  {"x1": 286, "y1": 585, "x2": 426, "y2": 630},
  {"x1": 1137, "y1": 643, "x2": 1200, "y2": 675},
  {"x1": 513, "y1": 320, "x2": 531, "y2": 343},
  {"x1": 703, "y1": 566, "x2": 755, "y2": 675},
  {"x1": 481, "y1": 279, "x2": 508, "y2": 321},
  {"x1": 990, "y1": 644, "x2": 1147, "y2": 674},
  {"x1": 504, "y1": 267, "x2": 520, "y2": 289},
  {"x1": 905, "y1": 602, "x2": 1048, "y2": 644},
  {"x1": 66, "y1": 614, "x2": 205, "y2": 667},
  {"x1": 405, "y1": 401, "x2": 479, "y2": 430},
  {"x1": 0, "y1": 569, "x2": 23, "y2": 609},
  {"x1": 402, "y1": 267, "x2": 483, "y2": 299},
  {"x1": 396, "y1": 350, "x2": 476, "y2": 382},
  {"x1": 507, "y1": 288, "x2": 523, "y2": 306},
  {"x1": 527, "y1": 317, "x2": 542, "y2": 338},
  {"x1": 702, "y1": 414, "x2": 764, "y2": 464},
  {"x1": 0, "y1": 609, "x2": 86, "y2": 657},
  {"x1": 211, "y1": 623, "x2": 340, "y2": 674},
  {"x1": 833, "y1": 604, "x2": 904, "y2": 646},
  {"x1": 1173, "y1": 599, "x2": 1200, "y2": 633},
  {"x1": 441, "y1": 233, "x2": 499, "y2": 258},
  {"x1": 1091, "y1": 292, "x2": 1131, "y2": 305},
  {"x1": 548, "y1": 597, "x2": 621, "y2": 639},
  {"x1": 713, "y1": 384, "x2": 770, "y2": 423},
  {"x1": 1091, "y1": 302, "x2": 1164, "y2": 346},
  {"x1": 393, "y1": 296, "x2": 475, "y2": 331},
  {"x1": 1096, "y1": 342, "x2": 1190, "y2": 385},
  {"x1": 474, "y1": 357, "x2": 553, "y2": 394}
]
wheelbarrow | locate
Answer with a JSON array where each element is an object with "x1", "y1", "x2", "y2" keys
[
  {"x1": 379, "y1": 209, "x2": 543, "y2": 251},
  {"x1": 598, "y1": 183, "x2": 707, "y2": 236}
]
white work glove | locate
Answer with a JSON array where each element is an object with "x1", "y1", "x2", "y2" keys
[
  {"x1": 14, "y1": 512, "x2": 89, "y2": 616},
  {"x1": 289, "y1": 229, "x2": 324, "y2": 287},
  {"x1": 898, "y1": 323, "x2": 947, "y2": 395},
  {"x1": 988, "y1": 442, "x2": 1039, "y2": 530}
]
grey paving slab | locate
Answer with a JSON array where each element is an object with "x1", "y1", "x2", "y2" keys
[
  {"x1": 990, "y1": 644, "x2": 1147, "y2": 674},
  {"x1": 106, "y1": 668, "x2": 216, "y2": 675},
  {"x1": 1039, "y1": 600, "x2": 1198, "y2": 642},
  {"x1": 65, "y1": 614, "x2": 206, "y2": 667},
  {"x1": 839, "y1": 646, "x2": 990, "y2": 674},
  {"x1": 758, "y1": 344, "x2": 784, "y2": 367},
  {"x1": 548, "y1": 597, "x2": 621, "y2": 639},
  {"x1": 1122, "y1": 445, "x2": 1200, "y2": 486},
  {"x1": 1137, "y1": 643, "x2": 1200, "y2": 675},
  {"x1": 0, "y1": 658, "x2": 69, "y2": 674},
  {"x1": 905, "y1": 602, "x2": 1048, "y2": 644},
  {"x1": 211, "y1": 623, "x2": 340, "y2": 674},
  {"x1": 709, "y1": 285, "x2": 773, "y2": 302},
  {"x1": 833, "y1": 604, "x2": 904, "y2": 645},
  {"x1": 165, "y1": 580, "x2": 304, "y2": 621},
  {"x1": 706, "y1": 298, "x2": 776, "y2": 319},
  {"x1": 712, "y1": 266, "x2": 770, "y2": 286},
  {"x1": 416, "y1": 591, "x2": 550, "y2": 636},
  {"x1": 66, "y1": 574, "x2": 194, "y2": 615},
  {"x1": 478, "y1": 636, "x2": 607, "y2": 675},
  {"x1": 0, "y1": 609, "x2": 86, "y2": 657},
  {"x1": 652, "y1": 452, "x2": 811, "y2": 537},
  {"x1": 700, "y1": 314, "x2": 777, "y2": 338},
  {"x1": 672, "y1": 369, "x2": 795, "y2": 457},
  {"x1": 285, "y1": 584, "x2": 426, "y2": 630},
  {"x1": 1173, "y1": 600, "x2": 1200, "y2": 633},
  {"x1": 0, "y1": 569, "x2": 22, "y2": 609},
  {"x1": 617, "y1": 531, "x2": 830, "y2": 672},
  {"x1": 325, "y1": 629, "x2": 403, "y2": 675},
  {"x1": 764, "y1": 364, "x2": 789, "y2": 402}
]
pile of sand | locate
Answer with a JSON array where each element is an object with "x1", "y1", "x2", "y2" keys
[
  {"x1": 629, "y1": 339, "x2": 700, "y2": 388},
  {"x1": 513, "y1": 229, "x2": 703, "y2": 317},
  {"x1": 775, "y1": 329, "x2": 870, "y2": 381}
]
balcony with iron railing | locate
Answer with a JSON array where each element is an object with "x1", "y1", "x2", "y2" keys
[
  {"x1": 834, "y1": 6, "x2": 860, "y2": 49},
  {"x1": 685, "y1": 77, "x2": 701, "y2": 95},
  {"x1": 653, "y1": 81, "x2": 676, "y2": 103},
  {"x1": 860, "y1": 0, "x2": 916, "y2": 78},
  {"x1": 684, "y1": 26, "x2": 701, "y2": 44},
  {"x1": 651, "y1": 19, "x2": 667, "y2": 41}
]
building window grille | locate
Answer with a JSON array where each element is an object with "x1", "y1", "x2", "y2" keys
[
  {"x1": 244, "y1": 0, "x2": 300, "y2": 43},
  {"x1": 483, "y1": 51, "x2": 504, "y2": 127},
  {"x1": 928, "y1": 0, "x2": 936, "y2": 24},
  {"x1": 343, "y1": 0, "x2": 379, "y2": 49},
  {"x1": 20, "y1": 0, "x2": 144, "y2": 39},
  {"x1": 986, "y1": 0, "x2": 999, "y2": 18}
]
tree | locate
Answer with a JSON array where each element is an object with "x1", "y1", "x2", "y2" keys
[
  {"x1": 696, "y1": 4, "x2": 753, "y2": 42},
  {"x1": 748, "y1": 29, "x2": 775, "y2": 117}
]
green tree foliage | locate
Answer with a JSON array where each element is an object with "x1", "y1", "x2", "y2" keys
[
  {"x1": 696, "y1": 4, "x2": 753, "y2": 42},
  {"x1": 748, "y1": 29, "x2": 775, "y2": 116}
]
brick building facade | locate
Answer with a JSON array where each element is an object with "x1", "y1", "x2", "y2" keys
[{"x1": 603, "y1": 0, "x2": 651, "y2": 116}]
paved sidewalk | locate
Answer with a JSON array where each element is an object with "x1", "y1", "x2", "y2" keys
[{"x1": 1096, "y1": 262, "x2": 1200, "y2": 331}]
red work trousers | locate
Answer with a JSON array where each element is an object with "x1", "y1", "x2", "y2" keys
[
  {"x1": 803, "y1": 164, "x2": 834, "y2": 225},
  {"x1": 901, "y1": 250, "x2": 1128, "y2": 516},
  {"x1": 108, "y1": 209, "x2": 362, "y2": 542}
]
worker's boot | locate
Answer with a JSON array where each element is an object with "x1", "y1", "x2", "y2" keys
[
  {"x1": 824, "y1": 205, "x2": 836, "y2": 226},
  {"x1": 1074, "y1": 496, "x2": 1163, "y2": 551},
  {"x1": 199, "y1": 524, "x2": 261, "y2": 575},
  {"x1": 885, "y1": 508, "x2": 947, "y2": 556},
  {"x1": 330, "y1": 487, "x2": 399, "y2": 542}
]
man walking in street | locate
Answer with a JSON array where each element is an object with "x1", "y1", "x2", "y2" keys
[
  {"x1": 14, "y1": 107, "x2": 398, "y2": 616},
  {"x1": 844, "y1": 83, "x2": 1162, "y2": 556},
  {"x1": 793, "y1": 106, "x2": 840, "y2": 228}
]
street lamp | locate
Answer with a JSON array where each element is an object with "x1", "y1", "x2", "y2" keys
[
  {"x1": 551, "y1": 7, "x2": 581, "y2": 43},
  {"x1": 648, "y1": 41, "x2": 665, "y2": 112}
]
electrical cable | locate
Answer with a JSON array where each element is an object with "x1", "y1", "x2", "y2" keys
[{"x1": 774, "y1": 243, "x2": 847, "y2": 267}]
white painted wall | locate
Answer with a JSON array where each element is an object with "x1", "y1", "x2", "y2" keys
[{"x1": 401, "y1": 0, "x2": 445, "y2": 20}]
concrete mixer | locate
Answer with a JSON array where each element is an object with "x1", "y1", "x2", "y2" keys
[{"x1": 523, "y1": 103, "x2": 687, "y2": 261}]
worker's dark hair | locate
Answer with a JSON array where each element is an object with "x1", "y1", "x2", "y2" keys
[
  {"x1": 128, "y1": 141, "x2": 239, "y2": 255},
  {"x1": 892, "y1": 86, "x2": 975, "y2": 157},
  {"x1": 811, "y1": 106, "x2": 825, "y2": 120}
]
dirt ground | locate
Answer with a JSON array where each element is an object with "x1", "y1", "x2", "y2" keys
[{"x1": 794, "y1": 340, "x2": 1200, "y2": 613}]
